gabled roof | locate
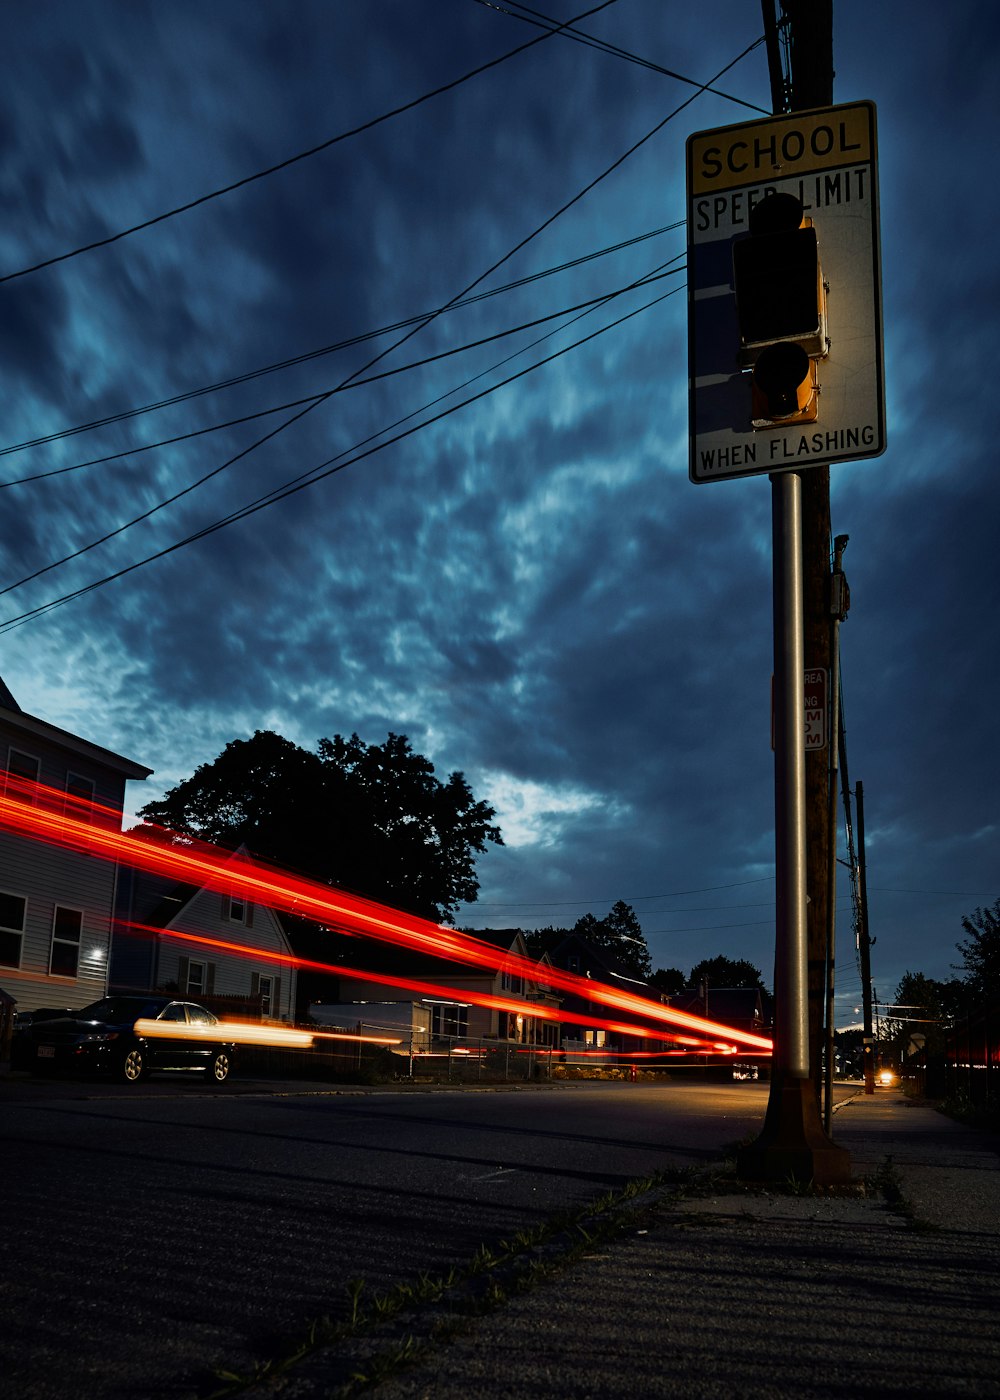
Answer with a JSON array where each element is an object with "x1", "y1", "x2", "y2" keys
[
  {"x1": 336, "y1": 925, "x2": 538, "y2": 988},
  {"x1": 540, "y1": 930, "x2": 650, "y2": 990},
  {"x1": 459, "y1": 927, "x2": 529, "y2": 953},
  {"x1": 129, "y1": 844, "x2": 260, "y2": 931},
  {"x1": 667, "y1": 986, "x2": 771, "y2": 1026},
  {"x1": 0, "y1": 674, "x2": 151, "y2": 780}
]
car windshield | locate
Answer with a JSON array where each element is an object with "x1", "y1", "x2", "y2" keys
[{"x1": 76, "y1": 998, "x2": 166, "y2": 1022}]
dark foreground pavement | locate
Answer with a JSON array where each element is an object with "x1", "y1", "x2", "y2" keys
[{"x1": 264, "y1": 1093, "x2": 1000, "y2": 1400}]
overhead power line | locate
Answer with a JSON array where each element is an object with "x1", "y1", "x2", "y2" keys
[
  {"x1": 0, "y1": 278, "x2": 681, "y2": 632},
  {"x1": 474, "y1": 0, "x2": 769, "y2": 112},
  {"x1": 0, "y1": 260, "x2": 683, "y2": 496},
  {"x1": 0, "y1": 262, "x2": 682, "y2": 595},
  {"x1": 0, "y1": 220, "x2": 685, "y2": 466},
  {"x1": 467, "y1": 877, "x2": 777, "y2": 907},
  {"x1": 0, "y1": 36, "x2": 763, "y2": 627},
  {"x1": 0, "y1": 1, "x2": 621, "y2": 287},
  {"x1": 869, "y1": 887, "x2": 999, "y2": 899}
]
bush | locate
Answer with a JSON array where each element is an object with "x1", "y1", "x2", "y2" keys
[{"x1": 937, "y1": 1092, "x2": 1000, "y2": 1134}]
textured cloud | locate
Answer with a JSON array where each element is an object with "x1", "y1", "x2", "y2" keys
[{"x1": 2, "y1": 1, "x2": 997, "y2": 1015}]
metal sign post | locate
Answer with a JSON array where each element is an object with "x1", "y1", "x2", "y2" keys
[
  {"x1": 772, "y1": 472, "x2": 809, "y2": 1084},
  {"x1": 735, "y1": 470, "x2": 851, "y2": 1185}
]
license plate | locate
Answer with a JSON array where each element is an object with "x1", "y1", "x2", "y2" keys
[{"x1": 37, "y1": 1045, "x2": 55, "y2": 1059}]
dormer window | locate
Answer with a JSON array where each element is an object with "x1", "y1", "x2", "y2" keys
[{"x1": 224, "y1": 893, "x2": 253, "y2": 926}]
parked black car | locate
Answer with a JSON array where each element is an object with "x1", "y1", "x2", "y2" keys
[{"x1": 17, "y1": 996, "x2": 236, "y2": 1084}]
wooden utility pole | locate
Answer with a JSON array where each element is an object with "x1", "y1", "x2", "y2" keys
[
  {"x1": 738, "y1": 0, "x2": 850, "y2": 1186},
  {"x1": 855, "y1": 780, "x2": 876, "y2": 1094},
  {"x1": 761, "y1": 0, "x2": 835, "y2": 1105}
]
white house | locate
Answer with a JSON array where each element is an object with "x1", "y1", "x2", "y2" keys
[
  {"x1": 0, "y1": 675, "x2": 151, "y2": 1015},
  {"x1": 110, "y1": 853, "x2": 298, "y2": 1022}
]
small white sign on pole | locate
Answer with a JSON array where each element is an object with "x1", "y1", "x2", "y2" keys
[{"x1": 803, "y1": 668, "x2": 828, "y2": 750}]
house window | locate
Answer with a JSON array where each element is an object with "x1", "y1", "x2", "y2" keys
[
  {"x1": 500, "y1": 969, "x2": 524, "y2": 995},
  {"x1": 224, "y1": 893, "x2": 253, "y2": 925},
  {"x1": 258, "y1": 975, "x2": 273, "y2": 1017},
  {"x1": 584, "y1": 1029, "x2": 606, "y2": 1048},
  {"x1": 66, "y1": 772, "x2": 96, "y2": 818},
  {"x1": 50, "y1": 906, "x2": 83, "y2": 978},
  {"x1": 0, "y1": 891, "x2": 26, "y2": 968},
  {"x1": 178, "y1": 956, "x2": 215, "y2": 999},
  {"x1": 430, "y1": 1004, "x2": 468, "y2": 1039},
  {"x1": 6, "y1": 748, "x2": 40, "y2": 798}
]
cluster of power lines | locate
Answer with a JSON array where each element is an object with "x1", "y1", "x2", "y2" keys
[{"x1": 0, "y1": 3, "x2": 766, "y2": 635}]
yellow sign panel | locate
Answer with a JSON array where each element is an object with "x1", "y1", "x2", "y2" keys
[{"x1": 689, "y1": 103, "x2": 874, "y2": 196}]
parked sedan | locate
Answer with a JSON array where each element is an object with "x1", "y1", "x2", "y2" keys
[{"x1": 20, "y1": 996, "x2": 236, "y2": 1084}]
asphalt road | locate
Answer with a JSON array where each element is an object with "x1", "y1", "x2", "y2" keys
[{"x1": 0, "y1": 1075, "x2": 855, "y2": 1399}]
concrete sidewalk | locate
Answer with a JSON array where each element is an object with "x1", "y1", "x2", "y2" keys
[{"x1": 352, "y1": 1094, "x2": 1000, "y2": 1400}]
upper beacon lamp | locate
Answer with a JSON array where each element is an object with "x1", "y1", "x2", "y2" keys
[{"x1": 731, "y1": 192, "x2": 829, "y2": 429}]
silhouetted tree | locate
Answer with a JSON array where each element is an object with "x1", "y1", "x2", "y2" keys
[
  {"x1": 572, "y1": 901, "x2": 652, "y2": 980},
  {"x1": 954, "y1": 898, "x2": 1000, "y2": 1001},
  {"x1": 649, "y1": 967, "x2": 686, "y2": 997},
  {"x1": 522, "y1": 904, "x2": 653, "y2": 981},
  {"x1": 687, "y1": 955, "x2": 767, "y2": 992},
  {"x1": 136, "y1": 729, "x2": 502, "y2": 924},
  {"x1": 890, "y1": 970, "x2": 948, "y2": 1057}
]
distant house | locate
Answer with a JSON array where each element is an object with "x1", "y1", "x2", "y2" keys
[
  {"x1": 332, "y1": 927, "x2": 562, "y2": 1052},
  {"x1": 665, "y1": 985, "x2": 774, "y2": 1044},
  {"x1": 528, "y1": 930, "x2": 662, "y2": 1059},
  {"x1": 0, "y1": 675, "x2": 152, "y2": 1015},
  {"x1": 110, "y1": 850, "x2": 297, "y2": 1022}
]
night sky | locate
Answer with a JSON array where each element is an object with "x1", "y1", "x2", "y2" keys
[{"x1": 2, "y1": 2, "x2": 996, "y2": 1026}]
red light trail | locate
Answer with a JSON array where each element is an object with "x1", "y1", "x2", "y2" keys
[
  {"x1": 2, "y1": 776, "x2": 772, "y2": 1054},
  {"x1": 123, "y1": 921, "x2": 733, "y2": 1049}
]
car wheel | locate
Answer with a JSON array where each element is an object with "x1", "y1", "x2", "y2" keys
[
  {"x1": 205, "y1": 1049, "x2": 231, "y2": 1084},
  {"x1": 120, "y1": 1046, "x2": 148, "y2": 1083}
]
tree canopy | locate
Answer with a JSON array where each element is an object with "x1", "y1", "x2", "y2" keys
[
  {"x1": 523, "y1": 901, "x2": 653, "y2": 981},
  {"x1": 954, "y1": 898, "x2": 1000, "y2": 1002},
  {"x1": 575, "y1": 901, "x2": 653, "y2": 980},
  {"x1": 687, "y1": 956, "x2": 767, "y2": 991},
  {"x1": 888, "y1": 970, "x2": 956, "y2": 1059},
  {"x1": 136, "y1": 729, "x2": 503, "y2": 923},
  {"x1": 649, "y1": 966, "x2": 686, "y2": 997}
]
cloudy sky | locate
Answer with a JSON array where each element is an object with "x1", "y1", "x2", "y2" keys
[{"x1": 1, "y1": 2, "x2": 996, "y2": 1026}]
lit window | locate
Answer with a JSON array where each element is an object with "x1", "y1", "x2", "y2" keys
[
  {"x1": 50, "y1": 906, "x2": 83, "y2": 978},
  {"x1": 0, "y1": 891, "x2": 26, "y2": 968}
]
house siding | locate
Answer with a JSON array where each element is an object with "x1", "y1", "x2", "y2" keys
[
  {"x1": 112, "y1": 870, "x2": 298, "y2": 1023},
  {"x1": 337, "y1": 930, "x2": 560, "y2": 1049},
  {"x1": 0, "y1": 835, "x2": 118, "y2": 1007},
  {"x1": 1, "y1": 707, "x2": 149, "y2": 1016}
]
